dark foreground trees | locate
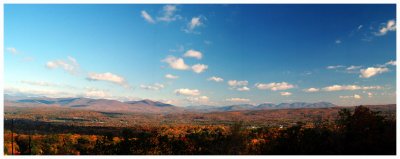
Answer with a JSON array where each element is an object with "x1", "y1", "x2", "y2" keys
[
  {"x1": 260, "y1": 106, "x2": 396, "y2": 155},
  {"x1": 4, "y1": 106, "x2": 396, "y2": 155},
  {"x1": 337, "y1": 106, "x2": 396, "y2": 154}
]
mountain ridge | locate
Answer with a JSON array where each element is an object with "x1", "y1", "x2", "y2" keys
[{"x1": 5, "y1": 94, "x2": 336, "y2": 113}]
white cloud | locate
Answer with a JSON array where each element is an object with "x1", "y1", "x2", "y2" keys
[
  {"x1": 323, "y1": 85, "x2": 360, "y2": 91},
  {"x1": 158, "y1": 99, "x2": 175, "y2": 105},
  {"x1": 228, "y1": 80, "x2": 248, "y2": 87},
  {"x1": 339, "y1": 94, "x2": 361, "y2": 99},
  {"x1": 175, "y1": 88, "x2": 200, "y2": 96},
  {"x1": 227, "y1": 80, "x2": 250, "y2": 91},
  {"x1": 189, "y1": 16, "x2": 202, "y2": 30},
  {"x1": 335, "y1": 40, "x2": 342, "y2": 44},
  {"x1": 237, "y1": 86, "x2": 250, "y2": 92},
  {"x1": 359, "y1": 67, "x2": 389, "y2": 78},
  {"x1": 191, "y1": 64, "x2": 208, "y2": 73},
  {"x1": 346, "y1": 65, "x2": 362, "y2": 70},
  {"x1": 6, "y1": 47, "x2": 18, "y2": 54},
  {"x1": 358, "y1": 25, "x2": 363, "y2": 30},
  {"x1": 186, "y1": 96, "x2": 209, "y2": 103},
  {"x1": 184, "y1": 16, "x2": 205, "y2": 33},
  {"x1": 207, "y1": 76, "x2": 224, "y2": 82},
  {"x1": 87, "y1": 72, "x2": 129, "y2": 87},
  {"x1": 383, "y1": 60, "x2": 396, "y2": 66},
  {"x1": 343, "y1": 65, "x2": 363, "y2": 73},
  {"x1": 361, "y1": 86, "x2": 383, "y2": 90},
  {"x1": 375, "y1": 19, "x2": 396, "y2": 36},
  {"x1": 20, "y1": 80, "x2": 59, "y2": 87},
  {"x1": 141, "y1": 10, "x2": 155, "y2": 24},
  {"x1": 376, "y1": 60, "x2": 396, "y2": 67},
  {"x1": 157, "y1": 5, "x2": 181, "y2": 22},
  {"x1": 85, "y1": 89, "x2": 109, "y2": 99},
  {"x1": 140, "y1": 83, "x2": 165, "y2": 91},
  {"x1": 322, "y1": 85, "x2": 382, "y2": 91},
  {"x1": 20, "y1": 80, "x2": 79, "y2": 90},
  {"x1": 165, "y1": 74, "x2": 179, "y2": 79},
  {"x1": 5, "y1": 86, "x2": 76, "y2": 98},
  {"x1": 183, "y1": 49, "x2": 203, "y2": 59},
  {"x1": 367, "y1": 92, "x2": 373, "y2": 98},
  {"x1": 303, "y1": 88, "x2": 319, "y2": 92},
  {"x1": 280, "y1": 92, "x2": 292, "y2": 96},
  {"x1": 162, "y1": 56, "x2": 189, "y2": 70},
  {"x1": 45, "y1": 56, "x2": 80, "y2": 75},
  {"x1": 226, "y1": 98, "x2": 250, "y2": 103},
  {"x1": 326, "y1": 65, "x2": 345, "y2": 69},
  {"x1": 255, "y1": 82, "x2": 294, "y2": 91}
]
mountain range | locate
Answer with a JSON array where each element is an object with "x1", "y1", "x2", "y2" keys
[
  {"x1": 4, "y1": 94, "x2": 336, "y2": 113},
  {"x1": 185, "y1": 102, "x2": 336, "y2": 112}
]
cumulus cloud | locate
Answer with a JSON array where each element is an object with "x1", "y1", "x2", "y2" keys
[
  {"x1": 140, "y1": 83, "x2": 165, "y2": 91},
  {"x1": 226, "y1": 98, "x2": 250, "y2": 103},
  {"x1": 175, "y1": 88, "x2": 200, "y2": 96},
  {"x1": 184, "y1": 16, "x2": 205, "y2": 33},
  {"x1": 191, "y1": 64, "x2": 208, "y2": 74},
  {"x1": 157, "y1": 5, "x2": 182, "y2": 22},
  {"x1": 322, "y1": 85, "x2": 382, "y2": 91},
  {"x1": 87, "y1": 72, "x2": 129, "y2": 87},
  {"x1": 141, "y1": 10, "x2": 155, "y2": 24},
  {"x1": 165, "y1": 74, "x2": 179, "y2": 79},
  {"x1": 45, "y1": 56, "x2": 80, "y2": 75},
  {"x1": 237, "y1": 86, "x2": 250, "y2": 92},
  {"x1": 183, "y1": 49, "x2": 203, "y2": 59},
  {"x1": 323, "y1": 85, "x2": 359, "y2": 91},
  {"x1": 228, "y1": 80, "x2": 248, "y2": 87},
  {"x1": 162, "y1": 56, "x2": 190, "y2": 70},
  {"x1": 375, "y1": 19, "x2": 396, "y2": 36},
  {"x1": 303, "y1": 88, "x2": 319, "y2": 92},
  {"x1": 359, "y1": 67, "x2": 389, "y2": 78},
  {"x1": 280, "y1": 92, "x2": 292, "y2": 96},
  {"x1": 255, "y1": 82, "x2": 294, "y2": 91},
  {"x1": 207, "y1": 76, "x2": 224, "y2": 82},
  {"x1": 6, "y1": 47, "x2": 18, "y2": 54},
  {"x1": 188, "y1": 16, "x2": 202, "y2": 30},
  {"x1": 326, "y1": 65, "x2": 345, "y2": 69}
]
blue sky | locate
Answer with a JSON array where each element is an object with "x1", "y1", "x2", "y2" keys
[{"x1": 4, "y1": 4, "x2": 396, "y2": 106}]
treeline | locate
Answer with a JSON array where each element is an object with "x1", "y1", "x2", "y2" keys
[{"x1": 4, "y1": 106, "x2": 396, "y2": 155}]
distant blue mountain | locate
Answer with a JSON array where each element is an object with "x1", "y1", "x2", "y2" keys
[
  {"x1": 5, "y1": 94, "x2": 336, "y2": 113},
  {"x1": 124, "y1": 99, "x2": 173, "y2": 107},
  {"x1": 5, "y1": 94, "x2": 179, "y2": 113},
  {"x1": 186, "y1": 102, "x2": 336, "y2": 112}
]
